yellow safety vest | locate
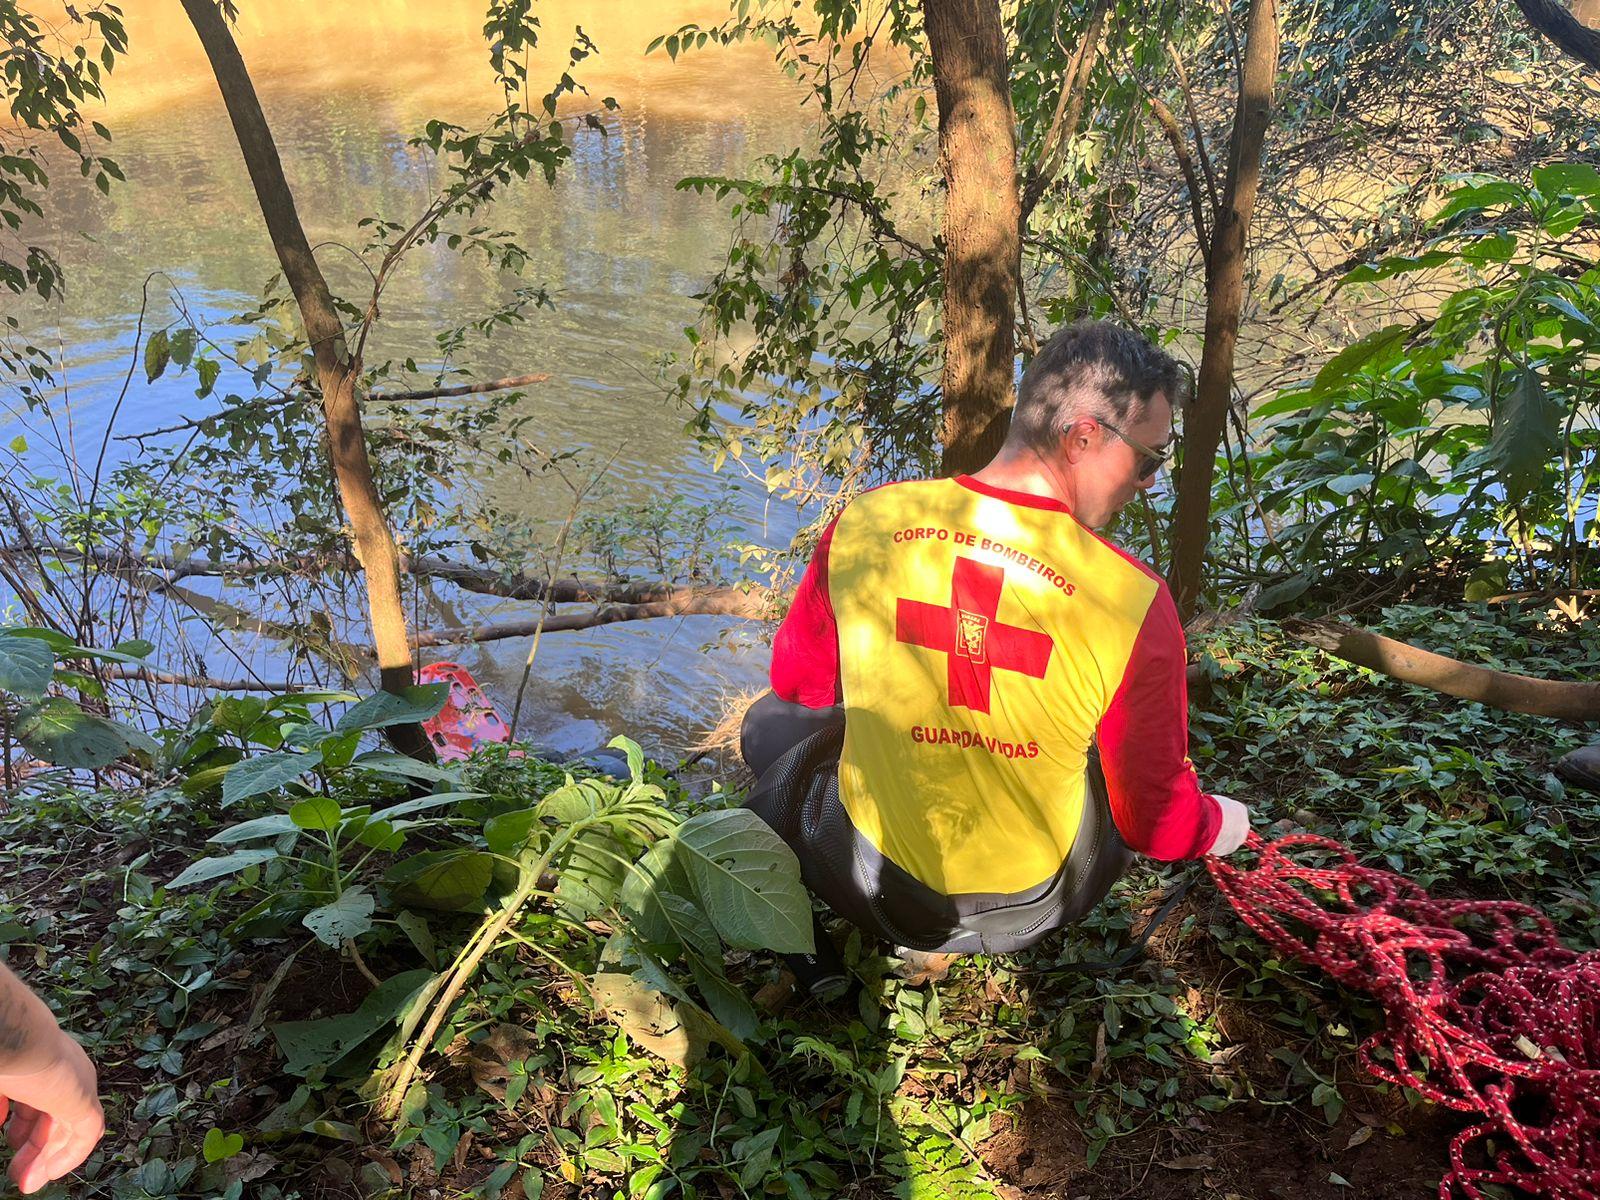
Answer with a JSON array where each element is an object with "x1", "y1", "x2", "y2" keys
[{"x1": 827, "y1": 477, "x2": 1161, "y2": 896}]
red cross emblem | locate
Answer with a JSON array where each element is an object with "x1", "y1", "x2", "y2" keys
[{"x1": 895, "y1": 556, "x2": 1053, "y2": 713}]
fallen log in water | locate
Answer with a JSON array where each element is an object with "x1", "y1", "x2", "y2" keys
[
  {"x1": 104, "y1": 667, "x2": 301, "y2": 692},
  {"x1": 410, "y1": 589, "x2": 772, "y2": 647}
]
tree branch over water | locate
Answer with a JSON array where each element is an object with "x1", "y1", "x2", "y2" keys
[
  {"x1": 0, "y1": 542, "x2": 739, "y2": 608},
  {"x1": 410, "y1": 590, "x2": 770, "y2": 648},
  {"x1": 115, "y1": 371, "x2": 553, "y2": 443},
  {"x1": 103, "y1": 667, "x2": 301, "y2": 692},
  {"x1": 368, "y1": 372, "x2": 551, "y2": 402}
]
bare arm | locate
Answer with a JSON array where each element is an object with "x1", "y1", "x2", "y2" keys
[{"x1": 0, "y1": 963, "x2": 66, "y2": 1071}]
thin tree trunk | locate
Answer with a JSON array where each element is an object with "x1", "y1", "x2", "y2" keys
[
  {"x1": 1166, "y1": 0, "x2": 1279, "y2": 620},
  {"x1": 180, "y1": 0, "x2": 429, "y2": 757},
  {"x1": 1020, "y1": 0, "x2": 1110, "y2": 220},
  {"x1": 924, "y1": 0, "x2": 1021, "y2": 475}
]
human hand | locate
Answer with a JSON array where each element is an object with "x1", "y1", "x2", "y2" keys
[
  {"x1": 1205, "y1": 795, "x2": 1250, "y2": 857},
  {"x1": 0, "y1": 1031, "x2": 104, "y2": 1194}
]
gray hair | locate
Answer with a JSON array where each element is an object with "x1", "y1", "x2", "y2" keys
[{"x1": 1008, "y1": 321, "x2": 1189, "y2": 452}]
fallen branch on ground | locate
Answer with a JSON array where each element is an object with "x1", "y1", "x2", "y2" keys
[{"x1": 1285, "y1": 618, "x2": 1600, "y2": 722}]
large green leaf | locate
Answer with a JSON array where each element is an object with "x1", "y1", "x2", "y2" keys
[
  {"x1": 303, "y1": 887, "x2": 376, "y2": 947},
  {"x1": 3, "y1": 628, "x2": 72, "y2": 652},
  {"x1": 1324, "y1": 472, "x2": 1374, "y2": 496},
  {"x1": 335, "y1": 684, "x2": 449, "y2": 733},
  {"x1": 395, "y1": 910, "x2": 437, "y2": 968},
  {"x1": 483, "y1": 808, "x2": 539, "y2": 856},
  {"x1": 555, "y1": 827, "x2": 629, "y2": 920},
  {"x1": 209, "y1": 696, "x2": 269, "y2": 740},
  {"x1": 168, "y1": 848, "x2": 280, "y2": 889},
  {"x1": 351, "y1": 816, "x2": 405, "y2": 852},
  {"x1": 1341, "y1": 249, "x2": 1456, "y2": 285},
  {"x1": 386, "y1": 850, "x2": 494, "y2": 912},
  {"x1": 379, "y1": 791, "x2": 484, "y2": 821},
  {"x1": 271, "y1": 969, "x2": 434, "y2": 1076},
  {"x1": 688, "y1": 956, "x2": 760, "y2": 1042},
  {"x1": 58, "y1": 642, "x2": 155, "y2": 667},
  {"x1": 601, "y1": 929, "x2": 692, "y2": 1003},
  {"x1": 1489, "y1": 369, "x2": 1563, "y2": 506},
  {"x1": 655, "y1": 892, "x2": 719, "y2": 959},
  {"x1": 538, "y1": 778, "x2": 608, "y2": 824},
  {"x1": 619, "y1": 840, "x2": 697, "y2": 947},
  {"x1": 1539, "y1": 290, "x2": 1598, "y2": 333},
  {"x1": 290, "y1": 796, "x2": 342, "y2": 831},
  {"x1": 1251, "y1": 385, "x2": 1321, "y2": 420},
  {"x1": 1532, "y1": 162, "x2": 1600, "y2": 202},
  {"x1": 1254, "y1": 573, "x2": 1314, "y2": 612},
  {"x1": 265, "y1": 690, "x2": 359, "y2": 713},
  {"x1": 1306, "y1": 324, "x2": 1412, "y2": 399},
  {"x1": 0, "y1": 633, "x2": 54, "y2": 699},
  {"x1": 675, "y1": 810, "x2": 814, "y2": 954},
  {"x1": 1430, "y1": 178, "x2": 1525, "y2": 226},
  {"x1": 350, "y1": 751, "x2": 460, "y2": 784},
  {"x1": 208, "y1": 812, "x2": 300, "y2": 844},
  {"x1": 16, "y1": 698, "x2": 151, "y2": 768},
  {"x1": 223, "y1": 748, "x2": 323, "y2": 806},
  {"x1": 607, "y1": 734, "x2": 646, "y2": 783}
]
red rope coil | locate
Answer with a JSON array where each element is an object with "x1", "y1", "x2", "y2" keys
[{"x1": 1206, "y1": 832, "x2": 1599, "y2": 1199}]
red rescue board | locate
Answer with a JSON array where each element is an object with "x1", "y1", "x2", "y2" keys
[{"x1": 418, "y1": 662, "x2": 515, "y2": 761}]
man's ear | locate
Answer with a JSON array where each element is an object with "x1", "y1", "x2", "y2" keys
[{"x1": 1060, "y1": 417, "x2": 1096, "y2": 465}]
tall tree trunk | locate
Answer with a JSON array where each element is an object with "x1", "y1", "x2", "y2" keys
[
  {"x1": 1166, "y1": 0, "x2": 1280, "y2": 620},
  {"x1": 180, "y1": 0, "x2": 430, "y2": 758},
  {"x1": 924, "y1": 0, "x2": 1021, "y2": 475}
]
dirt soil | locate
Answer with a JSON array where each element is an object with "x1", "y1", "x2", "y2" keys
[{"x1": 979, "y1": 1094, "x2": 1456, "y2": 1199}]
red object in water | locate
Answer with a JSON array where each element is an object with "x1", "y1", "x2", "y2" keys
[
  {"x1": 1209, "y1": 833, "x2": 1599, "y2": 1200},
  {"x1": 418, "y1": 662, "x2": 512, "y2": 761}
]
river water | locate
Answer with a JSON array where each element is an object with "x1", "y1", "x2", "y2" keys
[{"x1": 3, "y1": 1, "x2": 845, "y2": 761}]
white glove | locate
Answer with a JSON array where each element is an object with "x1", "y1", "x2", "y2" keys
[{"x1": 1205, "y1": 795, "x2": 1250, "y2": 857}]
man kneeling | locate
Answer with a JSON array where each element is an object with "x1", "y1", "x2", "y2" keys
[{"x1": 742, "y1": 321, "x2": 1250, "y2": 994}]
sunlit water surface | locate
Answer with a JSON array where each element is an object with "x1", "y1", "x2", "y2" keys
[{"x1": 6, "y1": 1, "x2": 833, "y2": 761}]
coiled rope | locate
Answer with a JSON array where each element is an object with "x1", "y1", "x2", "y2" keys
[{"x1": 1206, "y1": 832, "x2": 1599, "y2": 1199}]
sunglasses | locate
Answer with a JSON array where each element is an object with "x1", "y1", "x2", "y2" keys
[{"x1": 1098, "y1": 419, "x2": 1172, "y2": 482}]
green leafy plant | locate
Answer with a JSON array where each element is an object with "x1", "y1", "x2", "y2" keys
[
  {"x1": 0, "y1": 625, "x2": 159, "y2": 771},
  {"x1": 1227, "y1": 163, "x2": 1600, "y2": 602},
  {"x1": 378, "y1": 740, "x2": 815, "y2": 1117}
]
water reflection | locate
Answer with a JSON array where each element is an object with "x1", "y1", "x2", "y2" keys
[{"x1": 8, "y1": 0, "x2": 819, "y2": 758}]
